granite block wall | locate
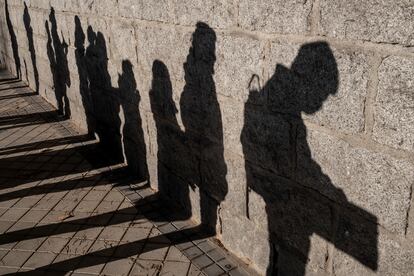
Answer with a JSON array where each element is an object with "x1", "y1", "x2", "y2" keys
[{"x1": 0, "y1": 0, "x2": 413, "y2": 275}]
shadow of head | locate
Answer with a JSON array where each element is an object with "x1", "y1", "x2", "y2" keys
[
  {"x1": 150, "y1": 60, "x2": 177, "y2": 118},
  {"x1": 184, "y1": 22, "x2": 216, "y2": 76},
  {"x1": 250, "y1": 41, "x2": 339, "y2": 115},
  {"x1": 291, "y1": 42, "x2": 338, "y2": 114},
  {"x1": 74, "y1": 16, "x2": 85, "y2": 49}
]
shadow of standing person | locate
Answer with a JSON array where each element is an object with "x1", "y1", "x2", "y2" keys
[
  {"x1": 150, "y1": 60, "x2": 192, "y2": 218},
  {"x1": 241, "y1": 42, "x2": 378, "y2": 275},
  {"x1": 118, "y1": 60, "x2": 149, "y2": 181},
  {"x1": 23, "y1": 2, "x2": 39, "y2": 93},
  {"x1": 74, "y1": 16, "x2": 95, "y2": 136},
  {"x1": 85, "y1": 27, "x2": 123, "y2": 164},
  {"x1": 5, "y1": 0, "x2": 20, "y2": 79},
  {"x1": 180, "y1": 22, "x2": 228, "y2": 234},
  {"x1": 46, "y1": 8, "x2": 71, "y2": 118}
]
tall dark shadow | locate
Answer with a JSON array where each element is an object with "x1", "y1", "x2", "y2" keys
[
  {"x1": 150, "y1": 60, "x2": 192, "y2": 217},
  {"x1": 4, "y1": 0, "x2": 20, "y2": 78},
  {"x1": 84, "y1": 26, "x2": 123, "y2": 164},
  {"x1": 23, "y1": 2, "x2": 39, "y2": 93},
  {"x1": 180, "y1": 22, "x2": 228, "y2": 234},
  {"x1": 74, "y1": 16, "x2": 94, "y2": 135},
  {"x1": 45, "y1": 8, "x2": 71, "y2": 118},
  {"x1": 241, "y1": 42, "x2": 378, "y2": 275},
  {"x1": 118, "y1": 60, "x2": 149, "y2": 181}
]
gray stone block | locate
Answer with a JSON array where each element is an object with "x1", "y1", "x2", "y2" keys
[
  {"x1": 30, "y1": 0, "x2": 50, "y2": 10},
  {"x1": 333, "y1": 214, "x2": 414, "y2": 276},
  {"x1": 297, "y1": 128, "x2": 414, "y2": 234},
  {"x1": 320, "y1": 0, "x2": 414, "y2": 46},
  {"x1": 173, "y1": 0, "x2": 235, "y2": 29},
  {"x1": 119, "y1": 0, "x2": 174, "y2": 23},
  {"x1": 373, "y1": 56, "x2": 414, "y2": 151},
  {"x1": 215, "y1": 34, "x2": 264, "y2": 102},
  {"x1": 135, "y1": 24, "x2": 191, "y2": 84},
  {"x1": 109, "y1": 20, "x2": 137, "y2": 63},
  {"x1": 96, "y1": 0, "x2": 119, "y2": 17},
  {"x1": 238, "y1": 0, "x2": 312, "y2": 34}
]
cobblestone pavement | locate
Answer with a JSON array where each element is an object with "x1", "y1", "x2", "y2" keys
[{"x1": 0, "y1": 70, "x2": 253, "y2": 276}]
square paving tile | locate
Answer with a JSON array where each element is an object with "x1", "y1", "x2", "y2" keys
[
  {"x1": 74, "y1": 226, "x2": 104, "y2": 240},
  {"x1": 37, "y1": 237, "x2": 70, "y2": 254},
  {"x1": 0, "y1": 199, "x2": 19, "y2": 208},
  {"x1": 86, "y1": 213, "x2": 114, "y2": 226},
  {"x1": 74, "y1": 255, "x2": 108, "y2": 274},
  {"x1": 74, "y1": 200, "x2": 100, "y2": 213},
  {"x1": 0, "y1": 208, "x2": 28, "y2": 221},
  {"x1": 0, "y1": 235, "x2": 17, "y2": 250},
  {"x1": 0, "y1": 220, "x2": 14, "y2": 233},
  {"x1": 108, "y1": 213, "x2": 135, "y2": 228},
  {"x1": 139, "y1": 243, "x2": 169, "y2": 261},
  {"x1": 87, "y1": 240, "x2": 119, "y2": 257},
  {"x1": 95, "y1": 201, "x2": 122, "y2": 214},
  {"x1": 0, "y1": 267, "x2": 19, "y2": 275},
  {"x1": 130, "y1": 259, "x2": 163, "y2": 275},
  {"x1": 102, "y1": 257, "x2": 135, "y2": 275},
  {"x1": 0, "y1": 249, "x2": 9, "y2": 259},
  {"x1": 50, "y1": 223, "x2": 81, "y2": 238},
  {"x1": 53, "y1": 200, "x2": 78, "y2": 212},
  {"x1": 166, "y1": 246, "x2": 191, "y2": 263},
  {"x1": 62, "y1": 238, "x2": 94, "y2": 255},
  {"x1": 121, "y1": 226, "x2": 151, "y2": 242},
  {"x1": 30, "y1": 222, "x2": 59, "y2": 237},
  {"x1": 83, "y1": 190, "x2": 108, "y2": 202},
  {"x1": 63, "y1": 189, "x2": 89, "y2": 202},
  {"x1": 104, "y1": 191, "x2": 125, "y2": 202},
  {"x1": 22, "y1": 251, "x2": 57, "y2": 268},
  {"x1": 6, "y1": 221, "x2": 36, "y2": 236},
  {"x1": 19, "y1": 209, "x2": 49, "y2": 223},
  {"x1": 203, "y1": 263, "x2": 226, "y2": 276},
  {"x1": 113, "y1": 240, "x2": 144, "y2": 259},
  {"x1": 14, "y1": 237, "x2": 47, "y2": 251},
  {"x1": 13, "y1": 196, "x2": 43, "y2": 209},
  {"x1": 0, "y1": 250, "x2": 33, "y2": 267},
  {"x1": 97, "y1": 226, "x2": 127, "y2": 241},
  {"x1": 161, "y1": 260, "x2": 192, "y2": 275},
  {"x1": 50, "y1": 253, "x2": 81, "y2": 272}
]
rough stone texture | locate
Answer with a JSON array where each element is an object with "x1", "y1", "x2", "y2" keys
[
  {"x1": 373, "y1": 56, "x2": 414, "y2": 151},
  {"x1": 298, "y1": 128, "x2": 414, "y2": 235},
  {"x1": 332, "y1": 213, "x2": 414, "y2": 276},
  {"x1": 215, "y1": 34, "x2": 264, "y2": 102},
  {"x1": 320, "y1": 0, "x2": 414, "y2": 46},
  {"x1": 1, "y1": 0, "x2": 414, "y2": 275},
  {"x1": 238, "y1": 0, "x2": 312, "y2": 34},
  {"x1": 119, "y1": 0, "x2": 235, "y2": 29}
]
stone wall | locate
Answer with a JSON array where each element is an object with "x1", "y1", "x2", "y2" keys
[{"x1": 1, "y1": 0, "x2": 413, "y2": 275}]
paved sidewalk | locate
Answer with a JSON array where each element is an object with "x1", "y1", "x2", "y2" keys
[{"x1": 0, "y1": 70, "x2": 253, "y2": 276}]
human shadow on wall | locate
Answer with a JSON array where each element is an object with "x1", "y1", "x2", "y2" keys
[
  {"x1": 74, "y1": 19, "x2": 123, "y2": 164},
  {"x1": 241, "y1": 42, "x2": 378, "y2": 275},
  {"x1": 119, "y1": 60, "x2": 149, "y2": 182},
  {"x1": 180, "y1": 22, "x2": 228, "y2": 234},
  {"x1": 4, "y1": 0, "x2": 20, "y2": 79},
  {"x1": 23, "y1": 2, "x2": 39, "y2": 93},
  {"x1": 150, "y1": 59, "x2": 193, "y2": 219},
  {"x1": 74, "y1": 17, "x2": 149, "y2": 180},
  {"x1": 149, "y1": 23, "x2": 228, "y2": 233},
  {"x1": 45, "y1": 8, "x2": 71, "y2": 118},
  {"x1": 74, "y1": 16, "x2": 94, "y2": 135}
]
